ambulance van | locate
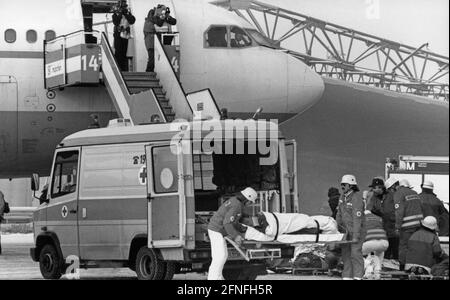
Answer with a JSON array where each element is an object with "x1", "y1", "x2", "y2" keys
[{"x1": 30, "y1": 119, "x2": 297, "y2": 280}]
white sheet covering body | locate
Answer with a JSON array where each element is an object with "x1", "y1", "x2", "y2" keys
[{"x1": 244, "y1": 213, "x2": 344, "y2": 244}]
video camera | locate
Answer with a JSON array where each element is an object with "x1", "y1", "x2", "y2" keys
[
  {"x1": 156, "y1": 4, "x2": 171, "y2": 18},
  {"x1": 112, "y1": 0, "x2": 129, "y2": 14}
]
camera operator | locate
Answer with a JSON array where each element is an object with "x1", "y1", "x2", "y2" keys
[
  {"x1": 112, "y1": 0, "x2": 136, "y2": 71},
  {"x1": 143, "y1": 4, "x2": 177, "y2": 72}
]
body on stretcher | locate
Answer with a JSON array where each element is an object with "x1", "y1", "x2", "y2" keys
[{"x1": 242, "y1": 212, "x2": 350, "y2": 245}]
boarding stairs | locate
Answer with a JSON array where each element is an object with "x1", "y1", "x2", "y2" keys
[
  {"x1": 43, "y1": 31, "x2": 191, "y2": 125},
  {"x1": 122, "y1": 72, "x2": 176, "y2": 122}
]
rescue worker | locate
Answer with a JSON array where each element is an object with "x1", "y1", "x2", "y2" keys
[
  {"x1": 366, "y1": 178, "x2": 386, "y2": 217},
  {"x1": 207, "y1": 187, "x2": 257, "y2": 280},
  {"x1": 394, "y1": 179, "x2": 424, "y2": 271},
  {"x1": 383, "y1": 177, "x2": 400, "y2": 260},
  {"x1": 336, "y1": 175, "x2": 365, "y2": 280},
  {"x1": 112, "y1": 0, "x2": 136, "y2": 71},
  {"x1": 405, "y1": 216, "x2": 448, "y2": 275},
  {"x1": 328, "y1": 187, "x2": 340, "y2": 220},
  {"x1": 0, "y1": 190, "x2": 6, "y2": 255},
  {"x1": 143, "y1": 5, "x2": 177, "y2": 72},
  {"x1": 419, "y1": 181, "x2": 448, "y2": 236},
  {"x1": 362, "y1": 209, "x2": 389, "y2": 279}
]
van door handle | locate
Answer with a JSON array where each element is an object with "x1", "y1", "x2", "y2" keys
[{"x1": 69, "y1": 209, "x2": 77, "y2": 214}]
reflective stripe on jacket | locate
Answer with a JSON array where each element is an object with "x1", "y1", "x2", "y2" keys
[
  {"x1": 336, "y1": 191, "x2": 365, "y2": 240},
  {"x1": 364, "y1": 212, "x2": 387, "y2": 242},
  {"x1": 394, "y1": 187, "x2": 423, "y2": 230}
]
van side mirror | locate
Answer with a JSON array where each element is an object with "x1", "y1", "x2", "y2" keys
[{"x1": 31, "y1": 174, "x2": 40, "y2": 191}]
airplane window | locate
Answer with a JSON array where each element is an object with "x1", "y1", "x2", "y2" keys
[
  {"x1": 45, "y1": 30, "x2": 56, "y2": 41},
  {"x1": 230, "y1": 27, "x2": 252, "y2": 48},
  {"x1": 205, "y1": 26, "x2": 228, "y2": 48},
  {"x1": 26, "y1": 30, "x2": 38, "y2": 43},
  {"x1": 4, "y1": 29, "x2": 16, "y2": 43}
]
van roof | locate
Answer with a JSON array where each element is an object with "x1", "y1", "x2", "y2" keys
[{"x1": 60, "y1": 120, "x2": 283, "y2": 148}]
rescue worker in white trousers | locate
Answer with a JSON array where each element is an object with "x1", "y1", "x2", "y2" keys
[
  {"x1": 336, "y1": 175, "x2": 366, "y2": 280},
  {"x1": 207, "y1": 188, "x2": 258, "y2": 280}
]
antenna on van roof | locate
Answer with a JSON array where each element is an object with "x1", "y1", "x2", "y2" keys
[{"x1": 252, "y1": 107, "x2": 263, "y2": 120}]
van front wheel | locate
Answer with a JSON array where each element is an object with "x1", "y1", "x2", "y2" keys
[
  {"x1": 135, "y1": 247, "x2": 165, "y2": 280},
  {"x1": 39, "y1": 244, "x2": 63, "y2": 280}
]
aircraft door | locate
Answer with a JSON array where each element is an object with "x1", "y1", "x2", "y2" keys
[
  {"x1": 0, "y1": 76, "x2": 18, "y2": 172},
  {"x1": 145, "y1": 142, "x2": 186, "y2": 248}
]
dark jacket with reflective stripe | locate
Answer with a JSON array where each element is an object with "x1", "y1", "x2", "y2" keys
[
  {"x1": 394, "y1": 187, "x2": 423, "y2": 231},
  {"x1": 208, "y1": 196, "x2": 246, "y2": 239},
  {"x1": 406, "y1": 227, "x2": 443, "y2": 271},
  {"x1": 419, "y1": 192, "x2": 447, "y2": 230},
  {"x1": 336, "y1": 191, "x2": 365, "y2": 241},
  {"x1": 364, "y1": 212, "x2": 387, "y2": 242}
]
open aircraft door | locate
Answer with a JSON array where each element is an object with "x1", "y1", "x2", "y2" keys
[
  {"x1": 145, "y1": 142, "x2": 187, "y2": 248},
  {"x1": 280, "y1": 140, "x2": 299, "y2": 213}
]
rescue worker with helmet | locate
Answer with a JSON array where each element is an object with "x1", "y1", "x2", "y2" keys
[
  {"x1": 419, "y1": 181, "x2": 449, "y2": 236},
  {"x1": 207, "y1": 187, "x2": 258, "y2": 280},
  {"x1": 394, "y1": 179, "x2": 424, "y2": 270},
  {"x1": 383, "y1": 177, "x2": 400, "y2": 260},
  {"x1": 336, "y1": 175, "x2": 365, "y2": 280},
  {"x1": 405, "y1": 216, "x2": 448, "y2": 275}
]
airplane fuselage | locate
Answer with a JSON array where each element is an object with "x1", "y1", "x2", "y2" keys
[{"x1": 0, "y1": 0, "x2": 324, "y2": 178}]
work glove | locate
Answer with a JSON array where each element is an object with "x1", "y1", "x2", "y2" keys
[{"x1": 234, "y1": 235, "x2": 244, "y2": 246}]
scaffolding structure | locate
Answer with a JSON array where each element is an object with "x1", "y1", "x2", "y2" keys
[{"x1": 213, "y1": 0, "x2": 449, "y2": 101}]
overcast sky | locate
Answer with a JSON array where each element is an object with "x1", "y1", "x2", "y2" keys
[{"x1": 210, "y1": 0, "x2": 449, "y2": 56}]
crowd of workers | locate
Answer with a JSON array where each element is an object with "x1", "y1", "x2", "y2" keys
[{"x1": 327, "y1": 175, "x2": 449, "y2": 279}]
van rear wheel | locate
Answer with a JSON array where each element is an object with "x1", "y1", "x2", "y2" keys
[
  {"x1": 163, "y1": 262, "x2": 176, "y2": 280},
  {"x1": 39, "y1": 244, "x2": 63, "y2": 280},
  {"x1": 135, "y1": 247, "x2": 165, "y2": 280}
]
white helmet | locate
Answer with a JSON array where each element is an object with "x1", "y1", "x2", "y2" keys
[
  {"x1": 241, "y1": 187, "x2": 258, "y2": 203},
  {"x1": 341, "y1": 175, "x2": 357, "y2": 185},
  {"x1": 385, "y1": 177, "x2": 399, "y2": 189},
  {"x1": 421, "y1": 216, "x2": 438, "y2": 231},
  {"x1": 422, "y1": 180, "x2": 434, "y2": 190},
  {"x1": 399, "y1": 179, "x2": 411, "y2": 188}
]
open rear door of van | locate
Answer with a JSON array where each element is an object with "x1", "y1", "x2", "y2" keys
[{"x1": 145, "y1": 142, "x2": 187, "y2": 249}]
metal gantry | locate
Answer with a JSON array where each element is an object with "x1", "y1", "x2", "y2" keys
[{"x1": 213, "y1": 0, "x2": 449, "y2": 101}]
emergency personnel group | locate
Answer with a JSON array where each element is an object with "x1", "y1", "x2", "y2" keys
[
  {"x1": 204, "y1": 176, "x2": 448, "y2": 281},
  {"x1": 327, "y1": 175, "x2": 448, "y2": 280}
]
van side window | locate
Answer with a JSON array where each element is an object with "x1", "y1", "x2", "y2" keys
[
  {"x1": 151, "y1": 146, "x2": 178, "y2": 194},
  {"x1": 205, "y1": 26, "x2": 228, "y2": 48},
  {"x1": 51, "y1": 151, "x2": 79, "y2": 198}
]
